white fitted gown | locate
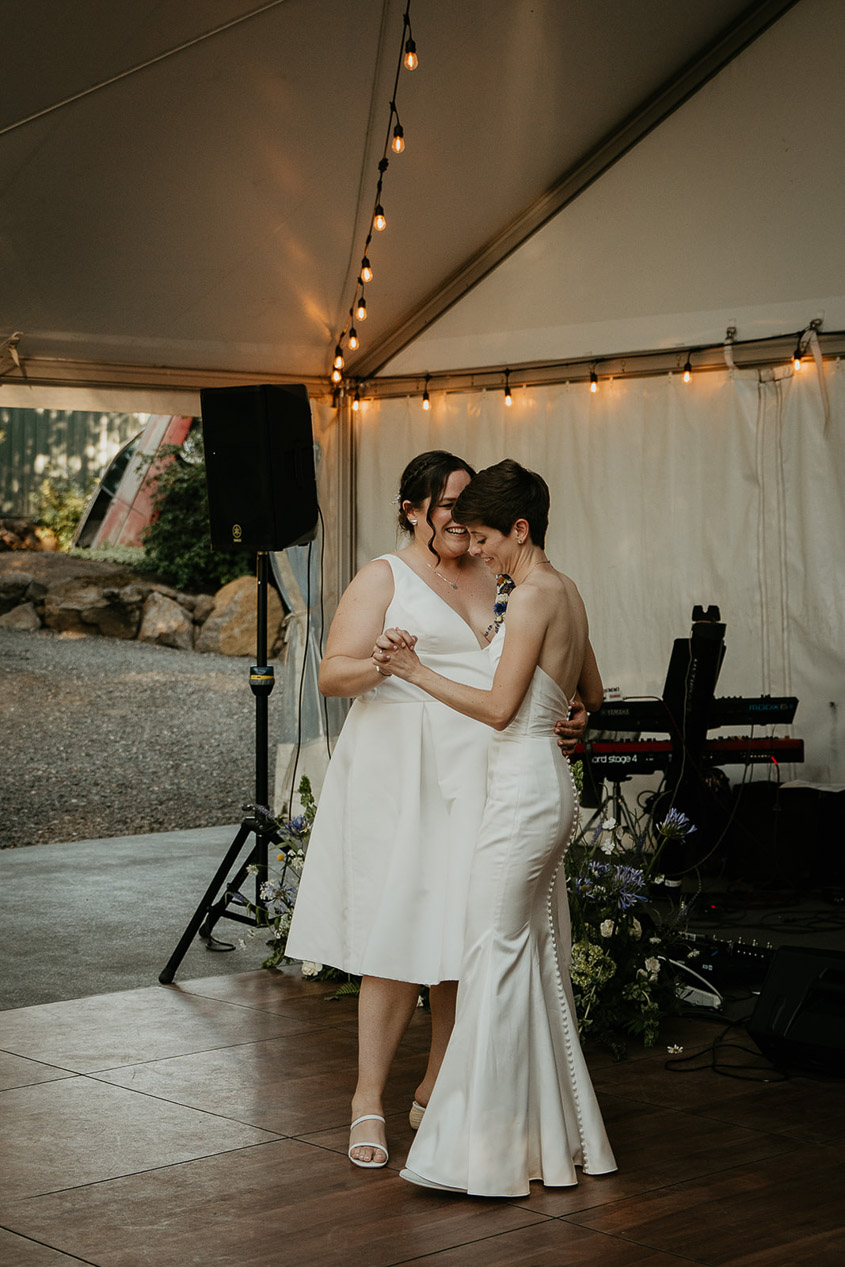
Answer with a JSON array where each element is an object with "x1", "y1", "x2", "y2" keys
[
  {"x1": 404, "y1": 626, "x2": 617, "y2": 1195},
  {"x1": 285, "y1": 555, "x2": 493, "y2": 984}
]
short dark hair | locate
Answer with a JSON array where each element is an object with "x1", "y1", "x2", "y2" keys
[
  {"x1": 397, "y1": 450, "x2": 476, "y2": 562},
  {"x1": 453, "y1": 458, "x2": 550, "y2": 548}
]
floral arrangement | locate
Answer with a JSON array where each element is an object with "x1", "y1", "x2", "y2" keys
[
  {"x1": 235, "y1": 777, "x2": 352, "y2": 985},
  {"x1": 565, "y1": 780, "x2": 698, "y2": 1060}
]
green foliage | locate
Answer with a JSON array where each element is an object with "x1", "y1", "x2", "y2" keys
[
  {"x1": 235, "y1": 777, "x2": 358, "y2": 992},
  {"x1": 36, "y1": 470, "x2": 97, "y2": 550},
  {"x1": 68, "y1": 545, "x2": 151, "y2": 570},
  {"x1": 565, "y1": 806, "x2": 696, "y2": 1060},
  {"x1": 141, "y1": 429, "x2": 254, "y2": 593}
]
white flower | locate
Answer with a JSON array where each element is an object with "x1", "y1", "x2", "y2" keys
[
  {"x1": 602, "y1": 817, "x2": 617, "y2": 831},
  {"x1": 630, "y1": 919, "x2": 642, "y2": 940},
  {"x1": 600, "y1": 919, "x2": 615, "y2": 937},
  {"x1": 246, "y1": 864, "x2": 259, "y2": 876},
  {"x1": 600, "y1": 840, "x2": 615, "y2": 855},
  {"x1": 644, "y1": 957, "x2": 661, "y2": 975},
  {"x1": 686, "y1": 948, "x2": 700, "y2": 959},
  {"x1": 301, "y1": 960, "x2": 322, "y2": 978},
  {"x1": 654, "y1": 875, "x2": 665, "y2": 885},
  {"x1": 667, "y1": 1044, "x2": 684, "y2": 1054},
  {"x1": 649, "y1": 936, "x2": 661, "y2": 944}
]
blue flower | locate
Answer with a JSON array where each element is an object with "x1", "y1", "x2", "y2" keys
[{"x1": 659, "y1": 809, "x2": 696, "y2": 837}]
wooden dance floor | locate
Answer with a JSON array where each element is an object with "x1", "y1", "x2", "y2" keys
[{"x1": 0, "y1": 969, "x2": 843, "y2": 1265}]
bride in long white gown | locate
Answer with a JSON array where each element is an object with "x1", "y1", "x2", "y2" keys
[{"x1": 375, "y1": 458, "x2": 617, "y2": 1197}]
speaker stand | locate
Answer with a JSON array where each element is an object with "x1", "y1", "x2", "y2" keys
[{"x1": 159, "y1": 551, "x2": 280, "y2": 984}]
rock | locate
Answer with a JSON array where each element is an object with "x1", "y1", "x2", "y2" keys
[
  {"x1": 25, "y1": 579, "x2": 48, "y2": 603},
  {"x1": 34, "y1": 528, "x2": 60, "y2": 551},
  {"x1": 42, "y1": 580, "x2": 147, "y2": 639},
  {"x1": 0, "y1": 573, "x2": 35, "y2": 615},
  {"x1": 0, "y1": 518, "x2": 40, "y2": 551},
  {"x1": 0, "y1": 602, "x2": 41, "y2": 631},
  {"x1": 192, "y1": 594, "x2": 215, "y2": 624},
  {"x1": 137, "y1": 591, "x2": 194, "y2": 651},
  {"x1": 195, "y1": 575, "x2": 285, "y2": 656}
]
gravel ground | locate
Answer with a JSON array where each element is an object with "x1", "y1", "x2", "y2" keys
[{"x1": 0, "y1": 627, "x2": 279, "y2": 849}]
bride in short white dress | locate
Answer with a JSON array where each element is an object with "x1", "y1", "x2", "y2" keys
[{"x1": 286, "y1": 552, "x2": 492, "y2": 983}]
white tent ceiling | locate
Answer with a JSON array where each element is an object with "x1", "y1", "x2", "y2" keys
[{"x1": 0, "y1": 0, "x2": 803, "y2": 398}]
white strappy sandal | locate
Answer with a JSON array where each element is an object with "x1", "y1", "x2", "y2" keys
[{"x1": 348, "y1": 1114, "x2": 389, "y2": 1168}]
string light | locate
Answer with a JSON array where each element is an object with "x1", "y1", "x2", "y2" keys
[
  {"x1": 328, "y1": 0, "x2": 418, "y2": 373},
  {"x1": 352, "y1": 387, "x2": 361, "y2": 412},
  {"x1": 422, "y1": 374, "x2": 431, "y2": 410},
  {"x1": 331, "y1": 366, "x2": 342, "y2": 384},
  {"x1": 793, "y1": 334, "x2": 803, "y2": 372},
  {"x1": 504, "y1": 369, "x2": 512, "y2": 406},
  {"x1": 333, "y1": 344, "x2": 344, "y2": 371},
  {"x1": 590, "y1": 369, "x2": 598, "y2": 393},
  {"x1": 683, "y1": 354, "x2": 692, "y2": 384}
]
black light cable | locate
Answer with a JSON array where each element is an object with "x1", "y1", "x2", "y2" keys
[{"x1": 288, "y1": 538, "x2": 313, "y2": 814}]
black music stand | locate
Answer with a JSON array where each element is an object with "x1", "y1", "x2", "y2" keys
[{"x1": 159, "y1": 552, "x2": 281, "y2": 983}]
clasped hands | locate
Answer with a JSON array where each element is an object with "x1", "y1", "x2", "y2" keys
[
  {"x1": 373, "y1": 629, "x2": 588, "y2": 756},
  {"x1": 372, "y1": 627, "x2": 419, "y2": 680}
]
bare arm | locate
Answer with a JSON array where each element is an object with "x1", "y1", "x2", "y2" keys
[
  {"x1": 577, "y1": 638, "x2": 603, "y2": 713},
  {"x1": 318, "y1": 560, "x2": 395, "y2": 698},
  {"x1": 378, "y1": 588, "x2": 547, "y2": 730}
]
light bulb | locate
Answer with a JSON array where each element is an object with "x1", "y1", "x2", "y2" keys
[
  {"x1": 404, "y1": 38, "x2": 418, "y2": 70},
  {"x1": 505, "y1": 388, "x2": 512, "y2": 406},
  {"x1": 590, "y1": 370, "x2": 598, "y2": 393},
  {"x1": 683, "y1": 357, "x2": 691, "y2": 384},
  {"x1": 361, "y1": 257, "x2": 373, "y2": 283},
  {"x1": 793, "y1": 354, "x2": 802, "y2": 372},
  {"x1": 374, "y1": 204, "x2": 387, "y2": 232},
  {"x1": 331, "y1": 367, "x2": 342, "y2": 384},
  {"x1": 348, "y1": 327, "x2": 359, "y2": 350},
  {"x1": 356, "y1": 297, "x2": 367, "y2": 321},
  {"x1": 422, "y1": 390, "x2": 430, "y2": 411},
  {"x1": 333, "y1": 344, "x2": 344, "y2": 370},
  {"x1": 352, "y1": 391, "x2": 360, "y2": 412},
  {"x1": 392, "y1": 124, "x2": 405, "y2": 154}
]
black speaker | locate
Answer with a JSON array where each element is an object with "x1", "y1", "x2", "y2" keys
[
  {"x1": 748, "y1": 945, "x2": 845, "y2": 1077},
  {"x1": 201, "y1": 383, "x2": 318, "y2": 551}
]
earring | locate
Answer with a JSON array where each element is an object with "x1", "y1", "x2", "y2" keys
[{"x1": 409, "y1": 519, "x2": 417, "y2": 526}]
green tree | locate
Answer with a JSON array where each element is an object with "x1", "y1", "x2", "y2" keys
[
  {"x1": 142, "y1": 429, "x2": 254, "y2": 593},
  {"x1": 36, "y1": 471, "x2": 96, "y2": 549}
]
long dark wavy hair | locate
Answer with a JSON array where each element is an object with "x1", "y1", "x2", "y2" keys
[{"x1": 397, "y1": 450, "x2": 476, "y2": 564}]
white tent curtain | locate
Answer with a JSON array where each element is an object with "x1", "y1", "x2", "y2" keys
[
  {"x1": 272, "y1": 398, "x2": 347, "y2": 811},
  {"x1": 354, "y1": 363, "x2": 845, "y2": 784}
]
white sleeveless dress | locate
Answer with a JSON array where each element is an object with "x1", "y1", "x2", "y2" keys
[
  {"x1": 285, "y1": 554, "x2": 493, "y2": 984},
  {"x1": 404, "y1": 626, "x2": 617, "y2": 1195}
]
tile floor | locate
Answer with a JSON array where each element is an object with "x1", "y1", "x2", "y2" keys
[{"x1": 0, "y1": 970, "x2": 843, "y2": 1266}]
